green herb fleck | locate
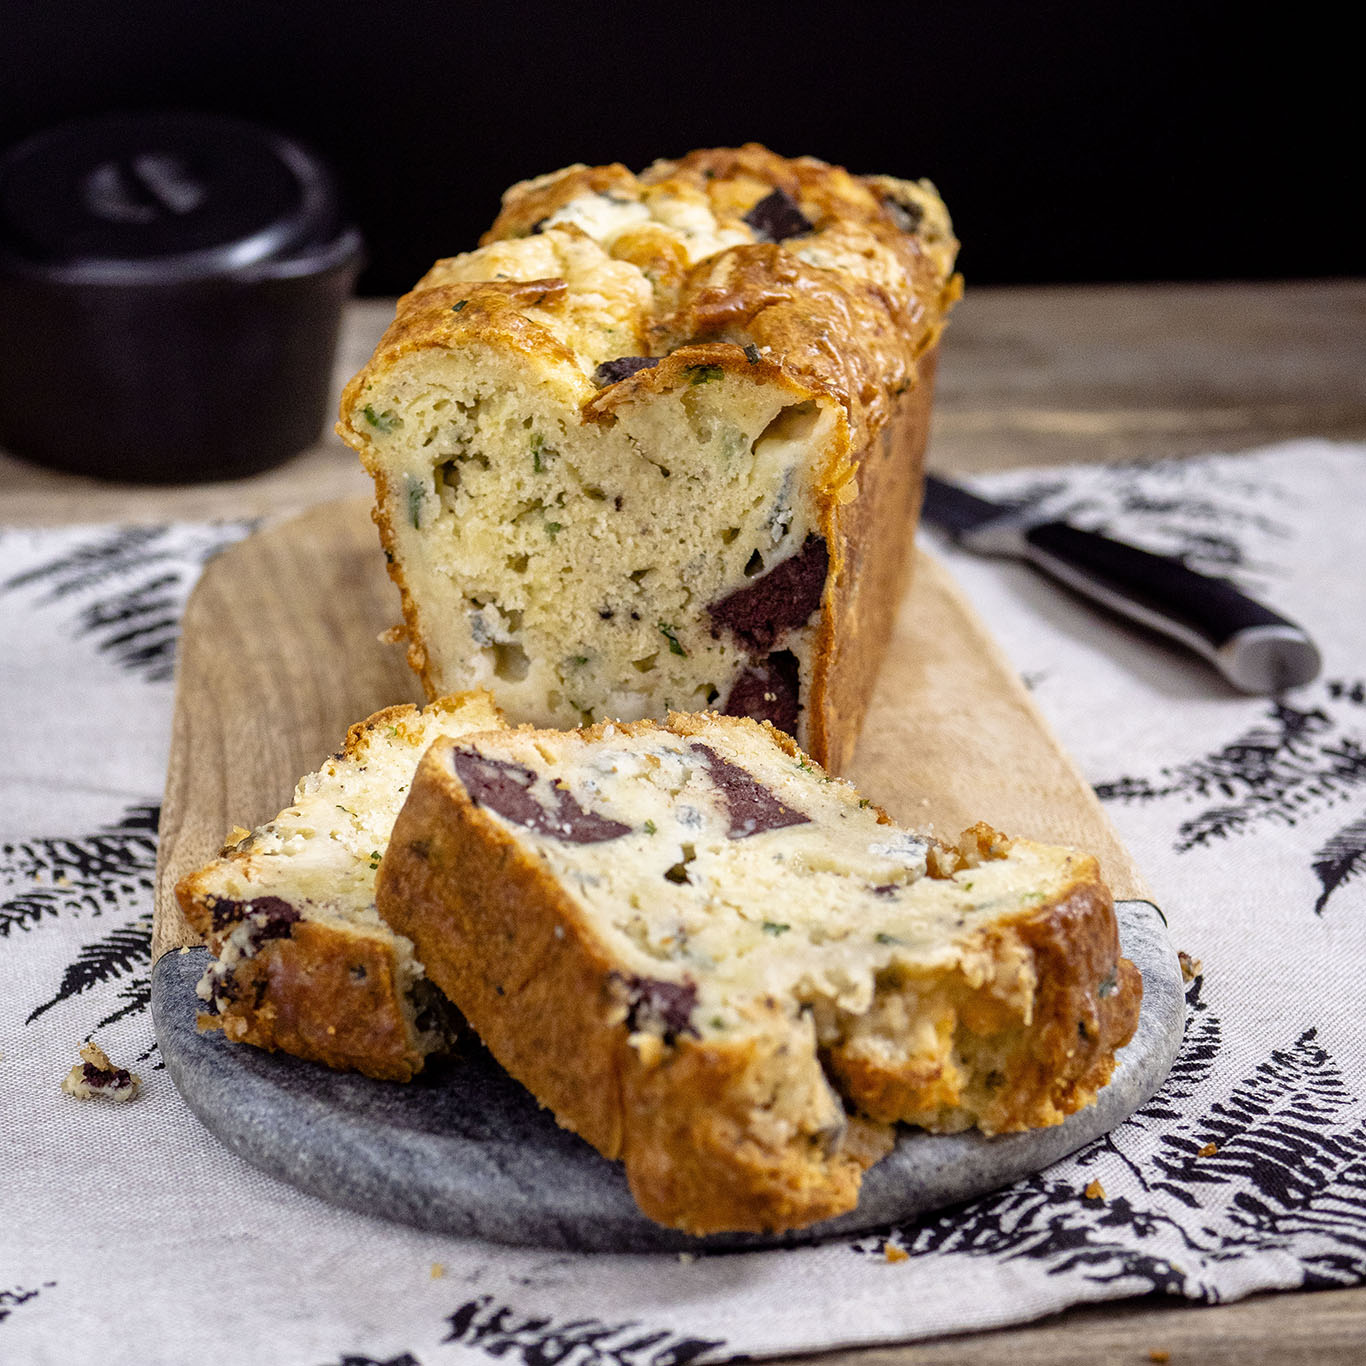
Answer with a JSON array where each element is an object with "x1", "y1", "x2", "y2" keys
[
  {"x1": 643, "y1": 820, "x2": 657, "y2": 835},
  {"x1": 858, "y1": 798, "x2": 871, "y2": 809},
  {"x1": 405, "y1": 474, "x2": 424, "y2": 529},
  {"x1": 762, "y1": 921, "x2": 790, "y2": 936},
  {"x1": 368, "y1": 851, "x2": 382, "y2": 869},
  {"x1": 531, "y1": 433, "x2": 546, "y2": 472},
  {"x1": 571, "y1": 655, "x2": 588, "y2": 666},
  {"x1": 658, "y1": 621, "x2": 686, "y2": 656},
  {"x1": 545, "y1": 521, "x2": 563, "y2": 539},
  {"x1": 710, "y1": 1016, "x2": 726, "y2": 1029},
  {"x1": 687, "y1": 364, "x2": 724, "y2": 385},
  {"x1": 452, "y1": 299, "x2": 468, "y2": 313},
  {"x1": 796, "y1": 757, "x2": 815, "y2": 774},
  {"x1": 875, "y1": 932, "x2": 902, "y2": 946},
  {"x1": 385, "y1": 725, "x2": 400, "y2": 736},
  {"x1": 363, "y1": 404, "x2": 397, "y2": 433},
  {"x1": 743, "y1": 343, "x2": 761, "y2": 364}
]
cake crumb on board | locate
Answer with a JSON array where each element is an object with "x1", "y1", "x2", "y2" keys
[{"x1": 1084, "y1": 1179, "x2": 1106, "y2": 1200}]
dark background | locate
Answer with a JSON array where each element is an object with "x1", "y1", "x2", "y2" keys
[{"x1": 1, "y1": 1, "x2": 1354, "y2": 295}]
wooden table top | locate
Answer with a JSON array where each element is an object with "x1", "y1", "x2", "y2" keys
[{"x1": 5, "y1": 280, "x2": 1364, "y2": 1363}]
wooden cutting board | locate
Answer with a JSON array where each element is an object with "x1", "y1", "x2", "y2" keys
[{"x1": 153, "y1": 497, "x2": 1148, "y2": 960}]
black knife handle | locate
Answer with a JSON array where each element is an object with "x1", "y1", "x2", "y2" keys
[{"x1": 1021, "y1": 521, "x2": 1321, "y2": 692}]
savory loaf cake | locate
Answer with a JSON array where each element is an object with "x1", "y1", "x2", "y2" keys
[
  {"x1": 338, "y1": 144, "x2": 961, "y2": 772},
  {"x1": 377, "y1": 712, "x2": 1141, "y2": 1234},
  {"x1": 176, "y1": 690, "x2": 507, "y2": 1081}
]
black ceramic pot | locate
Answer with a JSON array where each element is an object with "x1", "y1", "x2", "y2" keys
[{"x1": 0, "y1": 111, "x2": 364, "y2": 482}]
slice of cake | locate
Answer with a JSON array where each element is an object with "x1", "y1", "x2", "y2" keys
[
  {"x1": 338, "y1": 144, "x2": 962, "y2": 772},
  {"x1": 176, "y1": 690, "x2": 507, "y2": 1081},
  {"x1": 377, "y1": 712, "x2": 1142, "y2": 1234}
]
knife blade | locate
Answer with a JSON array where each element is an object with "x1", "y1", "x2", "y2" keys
[{"x1": 920, "y1": 473, "x2": 1321, "y2": 694}]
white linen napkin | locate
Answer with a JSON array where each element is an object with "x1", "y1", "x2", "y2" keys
[{"x1": 2, "y1": 440, "x2": 1363, "y2": 1366}]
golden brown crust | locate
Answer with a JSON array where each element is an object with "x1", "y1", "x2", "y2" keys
[
  {"x1": 982, "y1": 876, "x2": 1142, "y2": 1131},
  {"x1": 618, "y1": 1035, "x2": 891, "y2": 1235},
  {"x1": 377, "y1": 748, "x2": 632, "y2": 1153},
  {"x1": 825, "y1": 859, "x2": 1141, "y2": 1134},
  {"x1": 812, "y1": 349, "x2": 939, "y2": 773},
  {"x1": 195, "y1": 922, "x2": 428, "y2": 1083},
  {"x1": 482, "y1": 162, "x2": 640, "y2": 243}
]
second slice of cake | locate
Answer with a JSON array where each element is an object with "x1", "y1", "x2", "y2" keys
[
  {"x1": 177, "y1": 689, "x2": 507, "y2": 1081},
  {"x1": 378, "y1": 712, "x2": 1141, "y2": 1235}
]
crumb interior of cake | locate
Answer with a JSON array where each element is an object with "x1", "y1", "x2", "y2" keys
[
  {"x1": 441, "y1": 721, "x2": 1079, "y2": 1036},
  {"x1": 359, "y1": 345, "x2": 837, "y2": 731}
]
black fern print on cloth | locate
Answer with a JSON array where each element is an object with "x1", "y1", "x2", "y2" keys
[
  {"x1": 320, "y1": 1356, "x2": 421, "y2": 1366},
  {"x1": 1, "y1": 803, "x2": 158, "y2": 938},
  {"x1": 1095, "y1": 686, "x2": 1366, "y2": 854},
  {"x1": 855, "y1": 981, "x2": 1366, "y2": 1295},
  {"x1": 1311, "y1": 814, "x2": 1366, "y2": 915},
  {"x1": 0, "y1": 1283, "x2": 56, "y2": 1326},
  {"x1": 26, "y1": 912, "x2": 152, "y2": 1025},
  {"x1": 444, "y1": 1296, "x2": 726, "y2": 1366},
  {"x1": 1, "y1": 521, "x2": 252, "y2": 681}
]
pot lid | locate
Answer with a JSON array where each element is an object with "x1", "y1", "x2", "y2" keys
[{"x1": 0, "y1": 111, "x2": 345, "y2": 283}]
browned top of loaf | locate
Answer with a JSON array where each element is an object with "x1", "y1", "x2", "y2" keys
[{"x1": 339, "y1": 143, "x2": 960, "y2": 458}]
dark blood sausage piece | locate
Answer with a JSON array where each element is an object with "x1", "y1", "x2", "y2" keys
[
  {"x1": 82, "y1": 1060, "x2": 134, "y2": 1090},
  {"x1": 881, "y1": 193, "x2": 924, "y2": 234},
  {"x1": 723, "y1": 650, "x2": 801, "y2": 736},
  {"x1": 708, "y1": 534, "x2": 829, "y2": 653},
  {"x1": 623, "y1": 975, "x2": 699, "y2": 1042},
  {"x1": 592, "y1": 355, "x2": 660, "y2": 387},
  {"x1": 250, "y1": 897, "x2": 302, "y2": 945},
  {"x1": 206, "y1": 893, "x2": 299, "y2": 937},
  {"x1": 743, "y1": 188, "x2": 814, "y2": 242},
  {"x1": 690, "y1": 741, "x2": 810, "y2": 839},
  {"x1": 451, "y1": 747, "x2": 631, "y2": 844}
]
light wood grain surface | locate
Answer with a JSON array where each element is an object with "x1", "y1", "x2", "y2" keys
[{"x1": 7, "y1": 280, "x2": 1364, "y2": 1363}]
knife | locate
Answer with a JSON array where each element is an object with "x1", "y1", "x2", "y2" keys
[{"x1": 920, "y1": 473, "x2": 1322, "y2": 694}]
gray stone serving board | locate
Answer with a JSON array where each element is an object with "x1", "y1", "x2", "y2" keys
[{"x1": 152, "y1": 898, "x2": 1184, "y2": 1253}]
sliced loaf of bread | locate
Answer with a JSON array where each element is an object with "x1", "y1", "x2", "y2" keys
[
  {"x1": 377, "y1": 711, "x2": 1141, "y2": 1233},
  {"x1": 176, "y1": 690, "x2": 506, "y2": 1081}
]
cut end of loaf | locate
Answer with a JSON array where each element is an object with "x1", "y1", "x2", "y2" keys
[{"x1": 338, "y1": 146, "x2": 960, "y2": 766}]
